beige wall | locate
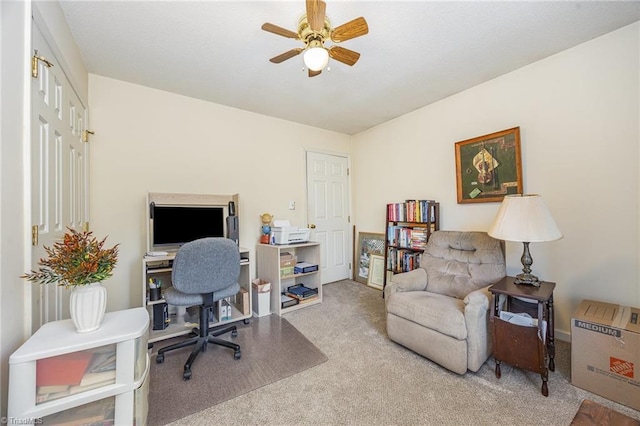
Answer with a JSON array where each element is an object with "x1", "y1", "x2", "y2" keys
[
  {"x1": 88, "y1": 75, "x2": 351, "y2": 311},
  {"x1": 352, "y1": 22, "x2": 640, "y2": 339}
]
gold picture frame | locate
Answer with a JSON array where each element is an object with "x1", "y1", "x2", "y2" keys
[
  {"x1": 367, "y1": 255, "x2": 385, "y2": 290},
  {"x1": 455, "y1": 127, "x2": 523, "y2": 203}
]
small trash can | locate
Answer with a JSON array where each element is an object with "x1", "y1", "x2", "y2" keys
[{"x1": 252, "y1": 279, "x2": 271, "y2": 317}]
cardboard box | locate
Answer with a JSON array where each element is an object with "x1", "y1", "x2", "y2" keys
[
  {"x1": 280, "y1": 266, "x2": 294, "y2": 277},
  {"x1": 280, "y1": 259, "x2": 296, "y2": 268},
  {"x1": 571, "y1": 299, "x2": 640, "y2": 411},
  {"x1": 233, "y1": 288, "x2": 250, "y2": 316},
  {"x1": 280, "y1": 252, "x2": 296, "y2": 267}
]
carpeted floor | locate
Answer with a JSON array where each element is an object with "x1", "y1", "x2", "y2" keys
[
  {"x1": 167, "y1": 280, "x2": 640, "y2": 425},
  {"x1": 147, "y1": 314, "x2": 327, "y2": 425}
]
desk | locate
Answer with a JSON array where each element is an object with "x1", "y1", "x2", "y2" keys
[
  {"x1": 489, "y1": 276, "x2": 555, "y2": 396},
  {"x1": 142, "y1": 248, "x2": 251, "y2": 343}
]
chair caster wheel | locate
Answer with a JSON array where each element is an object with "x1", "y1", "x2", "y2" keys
[
  {"x1": 232, "y1": 330, "x2": 238, "y2": 337},
  {"x1": 234, "y1": 350, "x2": 241, "y2": 360},
  {"x1": 243, "y1": 319, "x2": 250, "y2": 324},
  {"x1": 183, "y1": 370, "x2": 192, "y2": 380},
  {"x1": 156, "y1": 354, "x2": 164, "y2": 364}
]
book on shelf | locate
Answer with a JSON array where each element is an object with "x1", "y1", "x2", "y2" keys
[
  {"x1": 37, "y1": 364, "x2": 117, "y2": 402},
  {"x1": 79, "y1": 369, "x2": 116, "y2": 387},
  {"x1": 37, "y1": 384, "x2": 69, "y2": 395},
  {"x1": 42, "y1": 396, "x2": 115, "y2": 426},
  {"x1": 387, "y1": 200, "x2": 437, "y2": 223},
  {"x1": 86, "y1": 349, "x2": 117, "y2": 374},
  {"x1": 36, "y1": 351, "x2": 93, "y2": 387}
]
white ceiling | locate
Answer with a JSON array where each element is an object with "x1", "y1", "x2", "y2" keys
[{"x1": 59, "y1": 1, "x2": 640, "y2": 135}]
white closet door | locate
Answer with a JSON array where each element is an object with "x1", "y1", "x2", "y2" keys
[
  {"x1": 306, "y1": 151, "x2": 351, "y2": 284},
  {"x1": 31, "y1": 18, "x2": 89, "y2": 329}
]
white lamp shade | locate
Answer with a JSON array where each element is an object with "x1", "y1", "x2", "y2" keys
[
  {"x1": 488, "y1": 194, "x2": 562, "y2": 243},
  {"x1": 303, "y1": 47, "x2": 329, "y2": 71}
]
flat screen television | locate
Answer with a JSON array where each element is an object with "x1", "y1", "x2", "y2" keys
[{"x1": 150, "y1": 204, "x2": 226, "y2": 249}]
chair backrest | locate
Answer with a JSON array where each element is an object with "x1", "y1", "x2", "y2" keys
[
  {"x1": 422, "y1": 231, "x2": 506, "y2": 299},
  {"x1": 171, "y1": 238, "x2": 240, "y2": 295}
]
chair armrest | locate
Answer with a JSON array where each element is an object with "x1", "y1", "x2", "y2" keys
[
  {"x1": 464, "y1": 284, "x2": 493, "y2": 372},
  {"x1": 463, "y1": 285, "x2": 492, "y2": 309},
  {"x1": 384, "y1": 268, "x2": 428, "y2": 300}
]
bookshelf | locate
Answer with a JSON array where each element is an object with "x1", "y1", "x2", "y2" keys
[
  {"x1": 384, "y1": 200, "x2": 440, "y2": 288},
  {"x1": 8, "y1": 308, "x2": 149, "y2": 425},
  {"x1": 256, "y1": 242, "x2": 321, "y2": 315}
]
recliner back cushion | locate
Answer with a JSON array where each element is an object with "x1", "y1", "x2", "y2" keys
[{"x1": 423, "y1": 231, "x2": 505, "y2": 299}]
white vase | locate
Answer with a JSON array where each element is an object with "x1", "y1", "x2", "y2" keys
[{"x1": 69, "y1": 282, "x2": 107, "y2": 333}]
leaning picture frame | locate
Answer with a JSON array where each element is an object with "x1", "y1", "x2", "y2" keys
[
  {"x1": 355, "y1": 232, "x2": 385, "y2": 284},
  {"x1": 455, "y1": 127, "x2": 523, "y2": 204},
  {"x1": 367, "y1": 255, "x2": 385, "y2": 290}
]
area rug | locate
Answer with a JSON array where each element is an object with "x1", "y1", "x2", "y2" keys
[
  {"x1": 571, "y1": 399, "x2": 640, "y2": 426},
  {"x1": 147, "y1": 314, "x2": 328, "y2": 426}
]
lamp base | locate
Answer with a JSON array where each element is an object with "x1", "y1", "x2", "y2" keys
[{"x1": 514, "y1": 273, "x2": 540, "y2": 287}]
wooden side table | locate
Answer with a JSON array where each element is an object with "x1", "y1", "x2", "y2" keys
[{"x1": 489, "y1": 276, "x2": 556, "y2": 396}]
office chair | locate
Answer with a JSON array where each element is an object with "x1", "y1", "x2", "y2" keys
[{"x1": 155, "y1": 237, "x2": 241, "y2": 380}]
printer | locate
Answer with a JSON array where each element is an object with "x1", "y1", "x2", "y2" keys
[{"x1": 271, "y1": 220, "x2": 310, "y2": 244}]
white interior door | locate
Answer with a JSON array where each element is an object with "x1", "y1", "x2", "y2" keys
[
  {"x1": 31, "y1": 19, "x2": 89, "y2": 329},
  {"x1": 306, "y1": 152, "x2": 351, "y2": 284}
]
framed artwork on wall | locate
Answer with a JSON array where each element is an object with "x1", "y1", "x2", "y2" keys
[
  {"x1": 455, "y1": 127, "x2": 523, "y2": 203},
  {"x1": 355, "y1": 232, "x2": 385, "y2": 284}
]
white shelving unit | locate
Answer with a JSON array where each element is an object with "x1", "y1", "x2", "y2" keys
[
  {"x1": 256, "y1": 242, "x2": 321, "y2": 316},
  {"x1": 8, "y1": 308, "x2": 149, "y2": 425},
  {"x1": 142, "y1": 248, "x2": 252, "y2": 343}
]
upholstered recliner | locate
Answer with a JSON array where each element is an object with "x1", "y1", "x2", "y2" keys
[{"x1": 384, "y1": 231, "x2": 506, "y2": 374}]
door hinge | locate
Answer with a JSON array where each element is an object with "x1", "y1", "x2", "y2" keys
[
  {"x1": 82, "y1": 130, "x2": 95, "y2": 143},
  {"x1": 347, "y1": 168, "x2": 350, "y2": 176},
  {"x1": 31, "y1": 225, "x2": 38, "y2": 246},
  {"x1": 31, "y1": 50, "x2": 54, "y2": 78},
  {"x1": 348, "y1": 215, "x2": 351, "y2": 222}
]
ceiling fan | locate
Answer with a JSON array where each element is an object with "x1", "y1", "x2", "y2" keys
[{"x1": 261, "y1": 0, "x2": 369, "y2": 77}]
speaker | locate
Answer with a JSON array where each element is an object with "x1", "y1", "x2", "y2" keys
[
  {"x1": 226, "y1": 215, "x2": 239, "y2": 245},
  {"x1": 153, "y1": 303, "x2": 168, "y2": 330}
]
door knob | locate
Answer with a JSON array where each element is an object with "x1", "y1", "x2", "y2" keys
[{"x1": 309, "y1": 224, "x2": 316, "y2": 229}]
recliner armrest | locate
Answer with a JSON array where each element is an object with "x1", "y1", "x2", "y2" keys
[
  {"x1": 463, "y1": 284, "x2": 493, "y2": 372},
  {"x1": 463, "y1": 284, "x2": 492, "y2": 309},
  {"x1": 384, "y1": 268, "x2": 428, "y2": 300}
]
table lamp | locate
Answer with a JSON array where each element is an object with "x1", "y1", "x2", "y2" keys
[{"x1": 488, "y1": 194, "x2": 562, "y2": 286}]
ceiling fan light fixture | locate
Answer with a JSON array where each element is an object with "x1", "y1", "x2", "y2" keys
[{"x1": 303, "y1": 46, "x2": 329, "y2": 71}]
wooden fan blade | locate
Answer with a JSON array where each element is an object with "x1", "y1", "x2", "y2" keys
[
  {"x1": 261, "y1": 23, "x2": 299, "y2": 40},
  {"x1": 269, "y1": 48, "x2": 303, "y2": 64},
  {"x1": 330, "y1": 17, "x2": 369, "y2": 43},
  {"x1": 306, "y1": 0, "x2": 326, "y2": 32},
  {"x1": 309, "y1": 69, "x2": 322, "y2": 78},
  {"x1": 328, "y1": 46, "x2": 360, "y2": 66}
]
